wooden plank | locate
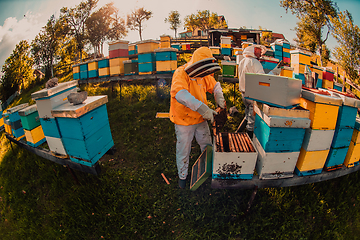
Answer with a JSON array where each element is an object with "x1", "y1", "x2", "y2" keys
[
  {"x1": 6, "y1": 134, "x2": 101, "y2": 175},
  {"x1": 211, "y1": 163, "x2": 360, "y2": 189},
  {"x1": 190, "y1": 145, "x2": 213, "y2": 191}
]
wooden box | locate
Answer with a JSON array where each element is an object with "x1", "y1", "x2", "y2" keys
[
  {"x1": 210, "y1": 46, "x2": 220, "y2": 55},
  {"x1": 302, "y1": 129, "x2": 335, "y2": 151},
  {"x1": 344, "y1": 141, "x2": 360, "y2": 167},
  {"x1": 295, "y1": 148, "x2": 329, "y2": 176},
  {"x1": 124, "y1": 60, "x2": 139, "y2": 75},
  {"x1": 98, "y1": 59, "x2": 109, "y2": 68},
  {"x1": 154, "y1": 48, "x2": 177, "y2": 61},
  {"x1": 290, "y1": 49, "x2": 311, "y2": 65},
  {"x1": 98, "y1": 67, "x2": 110, "y2": 77},
  {"x1": 331, "y1": 128, "x2": 353, "y2": 149},
  {"x1": 220, "y1": 36, "x2": 231, "y2": 45},
  {"x1": 325, "y1": 146, "x2": 349, "y2": 169},
  {"x1": 221, "y1": 60, "x2": 236, "y2": 78},
  {"x1": 31, "y1": 80, "x2": 78, "y2": 119},
  {"x1": 51, "y1": 96, "x2": 114, "y2": 166},
  {"x1": 108, "y1": 40, "x2": 129, "y2": 51},
  {"x1": 253, "y1": 105, "x2": 309, "y2": 153},
  {"x1": 137, "y1": 40, "x2": 159, "y2": 54},
  {"x1": 280, "y1": 66, "x2": 294, "y2": 78},
  {"x1": 73, "y1": 66, "x2": 80, "y2": 74},
  {"x1": 299, "y1": 89, "x2": 342, "y2": 130},
  {"x1": 24, "y1": 125, "x2": 46, "y2": 147},
  {"x1": 19, "y1": 104, "x2": 40, "y2": 131},
  {"x1": 138, "y1": 52, "x2": 156, "y2": 63},
  {"x1": 156, "y1": 60, "x2": 177, "y2": 73},
  {"x1": 221, "y1": 48, "x2": 231, "y2": 56},
  {"x1": 253, "y1": 135, "x2": 300, "y2": 179},
  {"x1": 291, "y1": 63, "x2": 307, "y2": 74},
  {"x1": 88, "y1": 61, "x2": 98, "y2": 71},
  {"x1": 45, "y1": 136, "x2": 67, "y2": 156},
  {"x1": 109, "y1": 57, "x2": 128, "y2": 67},
  {"x1": 139, "y1": 62, "x2": 156, "y2": 73},
  {"x1": 212, "y1": 133, "x2": 257, "y2": 180},
  {"x1": 40, "y1": 118, "x2": 61, "y2": 138},
  {"x1": 323, "y1": 68, "x2": 335, "y2": 81},
  {"x1": 322, "y1": 79, "x2": 334, "y2": 89},
  {"x1": 244, "y1": 73, "x2": 302, "y2": 108}
]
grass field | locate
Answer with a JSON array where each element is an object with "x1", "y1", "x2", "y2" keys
[{"x1": 1, "y1": 78, "x2": 360, "y2": 239}]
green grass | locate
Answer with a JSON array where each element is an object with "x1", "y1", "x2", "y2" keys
[{"x1": 1, "y1": 80, "x2": 360, "y2": 239}]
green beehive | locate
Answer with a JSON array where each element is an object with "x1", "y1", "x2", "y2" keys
[
  {"x1": 221, "y1": 60, "x2": 237, "y2": 78},
  {"x1": 19, "y1": 104, "x2": 40, "y2": 131}
]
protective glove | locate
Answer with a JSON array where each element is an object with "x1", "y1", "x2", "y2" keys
[
  {"x1": 213, "y1": 82, "x2": 226, "y2": 109},
  {"x1": 270, "y1": 66, "x2": 281, "y2": 76},
  {"x1": 197, "y1": 103, "x2": 218, "y2": 123}
]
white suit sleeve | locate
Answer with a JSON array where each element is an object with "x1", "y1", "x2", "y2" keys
[{"x1": 175, "y1": 89, "x2": 203, "y2": 111}]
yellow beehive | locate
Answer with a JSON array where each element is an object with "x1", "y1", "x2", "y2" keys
[
  {"x1": 344, "y1": 141, "x2": 360, "y2": 168},
  {"x1": 291, "y1": 63, "x2": 306, "y2": 74},
  {"x1": 156, "y1": 60, "x2": 177, "y2": 72},
  {"x1": 221, "y1": 43, "x2": 231, "y2": 49},
  {"x1": 210, "y1": 46, "x2": 220, "y2": 55},
  {"x1": 24, "y1": 125, "x2": 45, "y2": 145},
  {"x1": 5, "y1": 123, "x2": 12, "y2": 135},
  {"x1": 296, "y1": 148, "x2": 329, "y2": 172},
  {"x1": 0, "y1": 117, "x2": 3, "y2": 128},
  {"x1": 241, "y1": 35, "x2": 247, "y2": 40},
  {"x1": 291, "y1": 50, "x2": 311, "y2": 65},
  {"x1": 322, "y1": 79, "x2": 334, "y2": 89},
  {"x1": 283, "y1": 48, "x2": 290, "y2": 53},
  {"x1": 137, "y1": 40, "x2": 159, "y2": 54},
  {"x1": 242, "y1": 42, "x2": 252, "y2": 49},
  {"x1": 160, "y1": 35, "x2": 171, "y2": 48},
  {"x1": 109, "y1": 57, "x2": 128, "y2": 75},
  {"x1": 88, "y1": 61, "x2": 98, "y2": 71},
  {"x1": 352, "y1": 129, "x2": 360, "y2": 143},
  {"x1": 139, "y1": 71, "x2": 153, "y2": 75},
  {"x1": 280, "y1": 66, "x2": 294, "y2": 78},
  {"x1": 98, "y1": 67, "x2": 110, "y2": 77},
  {"x1": 129, "y1": 44, "x2": 136, "y2": 51},
  {"x1": 299, "y1": 98, "x2": 339, "y2": 130},
  {"x1": 73, "y1": 66, "x2": 80, "y2": 74}
]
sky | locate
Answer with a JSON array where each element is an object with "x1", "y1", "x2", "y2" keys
[{"x1": 0, "y1": 0, "x2": 359, "y2": 75}]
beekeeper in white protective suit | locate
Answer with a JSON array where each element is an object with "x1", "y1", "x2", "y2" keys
[
  {"x1": 169, "y1": 47, "x2": 225, "y2": 189},
  {"x1": 238, "y1": 45, "x2": 281, "y2": 137}
]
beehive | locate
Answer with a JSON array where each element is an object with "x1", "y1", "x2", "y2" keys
[
  {"x1": 280, "y1": 66, "x2": 294, "y2": 78},
  {"x1": 79, "y1": 63, "x2": 88, "y2": 80},
  {"x1": 291, "y1": 49, "x2": 311, "y2": 66},
  {"x1": 334, "y1": 82, "x2": 343, "y2": 92},
  {"x1": 221, "y1": 60, "x2": 236, "y2": 78},
  {"x1": 87, "y1": 60, "x2": 98, "y2": 78},
  {"x1": 212, "y1": 132, "x2": 257, "y2": 180},
  {"x1": 128, "y1": 44, "x2": 137, "y2": 55},
  {"x1": 160, "y1": 35, "x2": 171, "y2": 48},
  {"x1": 210, "y1": 46, "x2": 220, "y2": 55},
  {"x1": 19, "y1": 104, "x2": 46, "y2": 147},
  {"x1": 171, "y1": 43, "x2": 181, "y2": 51},
  {"x1": 124, "y1": 60, "x2": 139, "y2": 75},
  {"x1": 138, "y1": 52, "x2": 156, "y2": 75},
  {"x1": 253, "y1": 102, "x2": 310, "y2": 179},
  {"x1": 323, "y1": 90, "x2": 360, "y2": 170},
  {"x1": 137, "y1": 40, "x2": 159, "y2": 54},
  {"x1": 51, "y1": 95, "x2": 114, "y2": 167},
  {"x1": 299, "y1": 89, "x2": 342, "y2": 130},
  {"x1": 109, "y1": 40, "x2": 129, "y2": 58},
  {"x1": 72, "y1": 65, "x2": 80, "y2": 80},
  {"x1": 98, "y1": 59, "x2": 110, "y2": 78},
  {"x1": 232, "y1": 47, "x2": 242, "y2": 57},
  {"x1": 259, "y1": 57, "x2": 280, "y2": 74},
  {"x1": 244, "y1": 73, "x2": 302, "y2": 108},
  {"x1": 344, "y1": 118, "x2": 360, "y2": 167},
  {"x1": 296, "y1": 148, "x2": 330, "y2": 176},
  {"x1": 6, "y1": 103, "x2": 29, "y2": 139},
  {"x1": 323, "y1": 68, "x2": 335, "y2": 81},
  {"x1": 109, "y1": 57, "x2": 129, "y2": 75},
  {"x1": 31, "y1": 80, "x2": 79, "y2": 155}
]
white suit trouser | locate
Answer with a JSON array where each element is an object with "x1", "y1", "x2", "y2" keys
[
  {"x1": 242, "y1": 92, "x2": 255, "y2": 131},
  {"x1": 175, "y1": 121, "x2": 212, "y2": 180}
]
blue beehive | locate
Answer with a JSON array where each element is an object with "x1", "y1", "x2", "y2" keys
[
  {"x1": 51, "y1": 95, "x2": 114, "y2": 167},
  {"x1": 79, "y1": 63, "x2": 88, "y2": 80},
  {"x1": 6, "y1": 103, "x2": 29, "y2": 139},
  {"x1": 324, "y1": 90, "x2": 360, "y2": 170}
]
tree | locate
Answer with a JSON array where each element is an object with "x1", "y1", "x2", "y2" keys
[
  {"x1": 31, "y1": 15, "x2": 68, "y2": 79},
  {"x1": 86, "y1": 2, "x2": 127, "y2": 56},
  {"x1": 280, "y1": 0, "x2": 338, "y2": 63},
  {"x1": 330, "y1": 10, "x2": 360, "y2": 83},
  {"x1": 0, "y1": 40, "x2": 34, "y2": 102},
  {"x1": 184, "y1": 10, "x2": 227, "y2": 36},
  {"x1": 127, "y1": 7, "x2": 153, "y2": 41},
  {"x1": 60, "y1": 0, "x2": 98, "y2": 61},
  {"x1": 165, "y1": 11, "x2": 181, "y2": 38}
]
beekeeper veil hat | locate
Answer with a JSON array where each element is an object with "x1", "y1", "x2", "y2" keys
[{"x1": 185, "y1": 47, "x2": 221, "y2": 78}]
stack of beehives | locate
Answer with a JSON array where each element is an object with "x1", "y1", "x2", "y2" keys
[
  {"x1": 220, "y1": 36, "x2": 232, "y2": 56},
  {"x1": 137, "y1": 40, "x2": 159, "y2": 75}
]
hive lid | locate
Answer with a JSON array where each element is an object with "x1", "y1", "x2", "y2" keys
[
  {"x1": 108, "y1": 40, "x2": 129, "y2": 45},
  {"x1": 6, "y1": 103, "x2": 29, "y2": 114},
  {"x1": 323, "y1": 89, "x2": 360, "y2": 108},
  {"x1": 281, "y1": 66, "x2": 294, "y2": 71},
  {"x1": 18, "y1": 104, "x2": 37, "y2": 116},
  {"x1": 51, "y1": 95, "x2": 108, "y2": 118},
  {"x1": 154, "y1": 47, "x2": 178, "y2": 52},
  {"x1": 31, "y1": 80, "x2": 78, "y2": 99},
  {"x1": 221, "y1": 60, "x2": 237, "y2": 66},
  {"x1": 301, "y1": 89, "x2": 342, "y2": 106}
]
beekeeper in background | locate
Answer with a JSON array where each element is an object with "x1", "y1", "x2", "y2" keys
[
  {"x1": 238, "y1": 45, "x2": 281, "y2": 137},
  {"x1": 170, "y1": 47, "x2": 225, "y2": 189}
]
